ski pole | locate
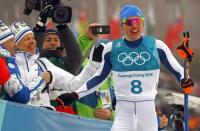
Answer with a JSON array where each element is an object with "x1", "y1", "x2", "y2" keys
[{"x1": 177, "y1": 31, "x2": 194, "y2": 131}]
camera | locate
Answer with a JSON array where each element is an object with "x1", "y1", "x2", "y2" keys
[
  {"x1": 92, "y1": 25, "x2": 110, "y2": 35},
  {"x1": 24, "y1": 0, "x2": 72, "y2": 24}
]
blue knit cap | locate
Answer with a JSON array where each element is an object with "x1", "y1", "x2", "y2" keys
[{"x1": 120, "y1": 5, "x2": 144, "y2": 22}]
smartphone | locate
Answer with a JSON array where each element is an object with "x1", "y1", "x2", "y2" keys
[{"x1": 92, "y1": 25, "x2": 110, "y2": 35}]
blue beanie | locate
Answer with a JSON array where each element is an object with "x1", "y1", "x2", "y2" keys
[{"x1": 120, "y1": 5, "x2": 144, "y2": 22}]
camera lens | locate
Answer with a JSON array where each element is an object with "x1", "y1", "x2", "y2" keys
[{"x1": 52, "y1": 5, "x2": 72, "y2": 24}]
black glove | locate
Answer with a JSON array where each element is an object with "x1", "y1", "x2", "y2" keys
[
  {"x1": 56, "y1": 92, "x2": 79, "y2": 106},
  {"x1": 91, "y1": 44, "x2": 104, "y2": 63},
  {"x1": 89, "y1": 40, "x2": 111, "y2": 63},
  {"x1": 56, "y1": 24, "x2": 68, "y2": 31},
  {"x1": 33, "y1": 5, "x2": 52, "y2": 32},
  {"x1": 180, "y1": 78, "x2": 194, "y2": 94}
]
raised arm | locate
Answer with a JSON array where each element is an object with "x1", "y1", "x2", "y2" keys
[{"x1": 57, "y1": 24, "x2": 83, "y2": 75}]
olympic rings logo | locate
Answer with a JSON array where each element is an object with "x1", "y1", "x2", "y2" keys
[{"x1": 118, "y1": 52, "x2": 150, "y2": 66}]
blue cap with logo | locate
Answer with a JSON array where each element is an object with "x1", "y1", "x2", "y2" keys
[{"x1": 120, "y1": 4, "x2": 144, "y2": 22}]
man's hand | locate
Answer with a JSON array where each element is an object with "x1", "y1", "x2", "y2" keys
[
  {"x1": 56, "y1": 92, "x2": 79, "y2": 105},
  {"x1": 94, "y1": 108, "x2": 112, "y2": 120},
  {"x1": 85, "y1": 23, "x2": 100, "y2": 40},
  {"x1": 159, "y1": 115, "x2": 168, "y2": 128},
  {"x1": 34, "y1": 5, "x2": 52, "y2": 31},
  {"x1": 41, "y1": 71, "x2": 52, "y2": 85},
  {"x1": 39, "y1": 5, "x2": 52, "y2": 23},
  {"x1": 180, "y1": 78, "x2": 194, "y2": 94}
]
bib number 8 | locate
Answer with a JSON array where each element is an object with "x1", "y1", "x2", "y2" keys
[{"x1": 131, "y1": 80, "x2": 142, "y2": 94}]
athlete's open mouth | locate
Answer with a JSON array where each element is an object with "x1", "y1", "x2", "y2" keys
[{"x1": 131, "y1": 29, "x2": 139, "y2": 33}]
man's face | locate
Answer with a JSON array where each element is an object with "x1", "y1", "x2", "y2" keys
[
  {"x1": 17, "y1": 33, "x2": 36, "y2": 54},
  {"x1": 121, "y1": 16, "x2": 144, "y2": 41},
  {"x1": 42, "y1": 34, "x2": 61, "y2": 50},
  {"x1": 2, "y1": 38, "x2": 16, "y2": 56}
]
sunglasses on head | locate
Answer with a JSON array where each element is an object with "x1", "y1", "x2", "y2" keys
[{"x1": 122, "y1": 17, "x2": 144, "y2": 26}]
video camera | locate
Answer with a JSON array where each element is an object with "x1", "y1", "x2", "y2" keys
[{"x1": 23, "y1": 0, "x2": 72, "y2": 24}]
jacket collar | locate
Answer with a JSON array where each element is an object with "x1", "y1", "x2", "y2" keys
[{"x1": 15, "y1": 51, "x2": 40, "y2": 65}]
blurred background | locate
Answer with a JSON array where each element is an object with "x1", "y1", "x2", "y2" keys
[{"x1": 0, "y1": 0, "x2": 200, "y2": 130}]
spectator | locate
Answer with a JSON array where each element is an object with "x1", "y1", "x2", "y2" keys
[
  {"x1": 0, "y1": 20, "x2": 46, "y2": 103},
  {"x1": 33, "y1": 10, "x2": 87, "y2": 109},
  {"x1": 62, "y1": 23, "x2": 115, "y2": 120},
  {"x1": 9, "y1": 20, "x2": 101, "y2": 109},
  {"x1": 78, "y1": 23, "x2": 99, "y2": 58},
  {"x1": 10, "y1": 21, "x2": 74, "y2": 108},
  {"x1": 35, "y1": 24, "x2": 96, "y2": 109},
  {"x1": 0, "y1": 20, "x2": 11, "y2": 98},
  {"x1": 33, "y1": 9, "x2": 82, "y2": 75}
]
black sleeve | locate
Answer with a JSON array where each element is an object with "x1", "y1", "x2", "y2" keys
[
  {"x1": 57, "y1": 24, "x2": 83, "y2": 75},
  {"x1": 33, "y1": 26, "x2": 46, "y2": 50}
]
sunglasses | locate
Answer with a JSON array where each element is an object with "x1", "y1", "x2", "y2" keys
[{"x1": 122, "y1": 17, "x2": 144, "y2": 26}]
